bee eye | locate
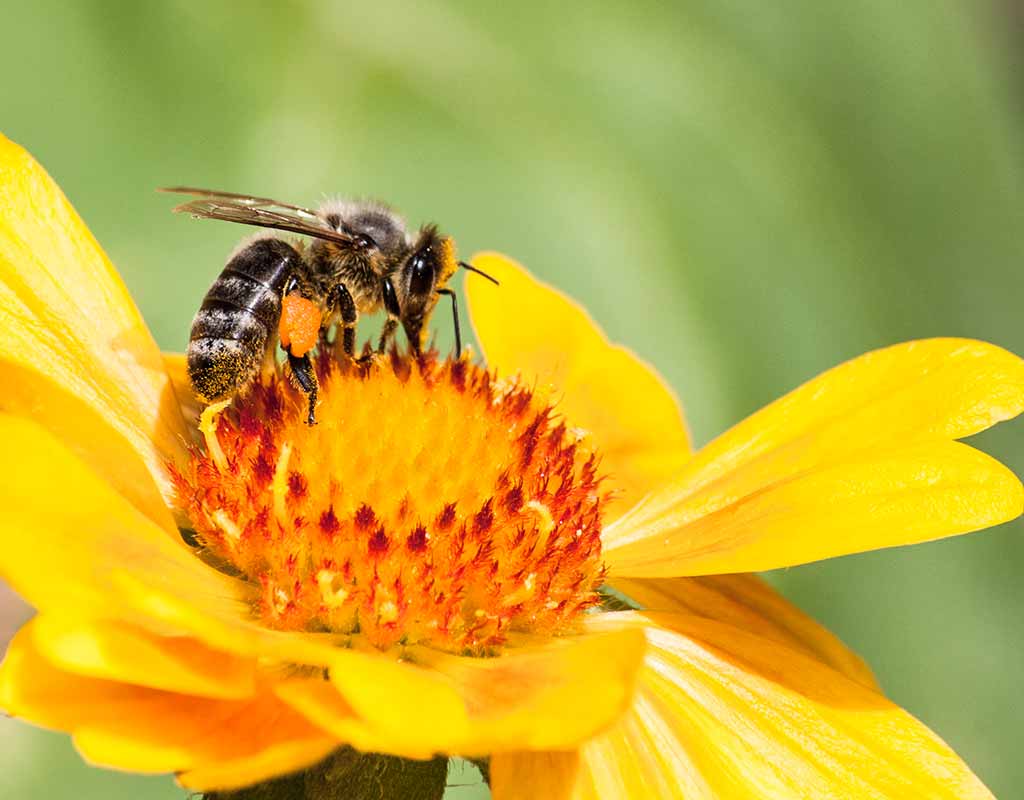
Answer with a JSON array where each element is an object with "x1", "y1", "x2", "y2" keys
[{"x1": 408, "y1": 252, "x2": 435, "y2": 296}]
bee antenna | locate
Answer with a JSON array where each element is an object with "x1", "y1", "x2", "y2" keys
[{"x1": 458, "y1": 261, "x2": 500, "y2": 286}]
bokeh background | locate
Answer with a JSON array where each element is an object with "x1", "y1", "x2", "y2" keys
[{"x1": 2, "y1": 1, "x2": 1024, "y2": 797}]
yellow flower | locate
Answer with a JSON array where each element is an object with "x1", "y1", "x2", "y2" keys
[{"x1": 0, "y1": 131, "x2": 1021, "y2": 799}]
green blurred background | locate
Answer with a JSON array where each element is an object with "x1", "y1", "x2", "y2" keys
[{"x1": 2, "y1": 0, "x2": 1024, "y2": 797}]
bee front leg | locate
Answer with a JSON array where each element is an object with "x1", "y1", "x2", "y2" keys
[
  {"x1": 287, "y1": 352, "x2": 318, "y2": 425},
  {"x1": 436, "y1": 288, "x2": 462, "y2": 357}
]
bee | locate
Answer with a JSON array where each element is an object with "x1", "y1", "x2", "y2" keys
[{"x1": 161, "y1": 187, "x2": 497, "y2": 425}]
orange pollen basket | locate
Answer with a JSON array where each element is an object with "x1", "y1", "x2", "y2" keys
[
  {"x1": 172, "y1": 352, "x2": 608, "y2": 653},
  {"x1": 278, "y1": 295, "x2": 322, "y2": 358}
]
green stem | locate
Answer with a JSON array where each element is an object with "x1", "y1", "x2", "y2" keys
[{"x1": 204, "y1": 750, "x2": 449, "y2": 800}]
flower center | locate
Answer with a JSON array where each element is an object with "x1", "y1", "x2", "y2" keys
[{"x1": 172, "y1": 353, "x2": 606, "y2": 653}]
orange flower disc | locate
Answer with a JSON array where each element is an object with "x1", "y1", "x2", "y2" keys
[
  {"x1": 279, "y1": 295, "x2": 322, "y2": 357},
  {"x1": 172, "y1": 353, "x2": 607, "y2": 653}
]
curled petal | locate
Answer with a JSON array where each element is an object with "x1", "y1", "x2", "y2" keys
[
  {"x1": 465, "y1": 252, "x2": 691, "y2": 510},
  {"x1": 0, "y1": 134, "x2": 190, "y2": 530}
]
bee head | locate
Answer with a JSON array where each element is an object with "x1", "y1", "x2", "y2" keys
[{"x1": 392, "y1": 226, "x2": 457, "y2": 352}]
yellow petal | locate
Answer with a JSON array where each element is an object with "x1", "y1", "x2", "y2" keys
[
  {"x1": 279, "y1": 625, "x2": 647, "y2": 759},
  {"x1": 277, "y1": 647, "x2": 469, "y2": 760},
  {"x1": 162, "y1": 351, "x2": 203, "y2": 433},
  {"x1": 491, "y1": 751, "x2": 589, "y2": 800},
  {"x1": 0, "y1": 413, "x2": 339, "y2": 668},
  {"x1": 410, "y1": 625, "x2": 646, "y2": 754},
  {"x1": 176, "y1": 738, "x2": 338, "y2": 792},
  {"x1": 108, "y1": 569, "x2": 342, "y2": 667},
  {"x1": 611, "y1": 574, "x2": 878, "y2": 689},
  {"x1": 31, "y1": 615, "x2": 257, "y2": 700},
  {"x1": 0, "y1": 623, "x2": 338, "y2": 786},
  {"x1": 607, "y1": 440, "x2": 1023, "y2": 576},
  {"x1": 0, "y1": 134, "x2": 190, "y2": 531},
  {"x1": 492, "y1": 612, "x2": 993, "y2": 800},
  {"x1": 604, "y1": 338, "x2": 1024, "y2": 575},
  {"x1": 0, "y1": 413, "x2": 249, "y2": 623},
  {"x1": 465, "y1": 252, "x2": 691, "y2": 510}
]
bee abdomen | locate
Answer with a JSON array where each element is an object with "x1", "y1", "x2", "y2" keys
[
  {"x1": 186, "y1": 338, "x2": 260, "y2": 403},
  {"x1": 187, "y1": 237, "x2": 303, "y2": 402}
]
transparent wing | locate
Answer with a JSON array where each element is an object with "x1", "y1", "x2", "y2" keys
[
  {"x1": 159, "y1": 186, "x2": 319, "y2": 216},
  {"x1": 162, "y1": 193, "x2": 357, "y2": 246}
]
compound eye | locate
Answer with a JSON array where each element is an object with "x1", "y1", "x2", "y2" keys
[{"x1": 408, "y1": 252, "x2": 435, "y2": 297}]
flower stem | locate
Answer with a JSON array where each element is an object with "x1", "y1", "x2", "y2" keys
[{"x1": 203, "y1": 750, "x2": 449, "y2": 800}]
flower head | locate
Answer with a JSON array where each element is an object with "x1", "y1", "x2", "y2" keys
[
  {"x1": 0, "y1": 133, "x2": 1022, "y2": 798},
  {"x1": 173, "y1": 353, "x2": 606, "y2": 652}
]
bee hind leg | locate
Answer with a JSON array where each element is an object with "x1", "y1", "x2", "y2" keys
[
  {"x1": 436, "y1": 288, "x2": 462, "y2": 357},
  {"x1": 287, "y1": 352, "x2": 318, "y2": 425}
]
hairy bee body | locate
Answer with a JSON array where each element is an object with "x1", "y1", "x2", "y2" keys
[
  {"x1": 187, "y1": 236, "x2": 303, "y2": 403},
  {"x1": 307, "y1": 237, "x2": 382, "y2": 320}
]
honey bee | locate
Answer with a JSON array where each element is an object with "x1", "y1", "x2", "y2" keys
[{"x1": 161, "y1": 187, "x2": 497, "y2": 424}]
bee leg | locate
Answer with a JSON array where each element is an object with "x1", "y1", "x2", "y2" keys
[
  {"x1": 436, "y1": 288, "x2": 462, "y2": 357},
  {"x1": 378, "y1": 275, "x2": 401, "y2": 355},
  {"x1": 287, "y1": 352, "x2": 318, "y2": 425},
  {"x1": 378, "y1": 318, "x2": 399, "y2": 354},
  {"x1": 327, "y1": 283, "x2": 358, "y2": 358}
]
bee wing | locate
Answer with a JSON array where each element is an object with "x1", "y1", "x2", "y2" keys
[
  {"x1": 167, "y1": 197, "x2": 357, "y2": 247},
  {"x1": 159, "y1": 186, "x2": 319, "y2": 217}
]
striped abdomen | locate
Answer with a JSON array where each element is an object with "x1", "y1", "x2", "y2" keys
[{"x1": 187, "y1": 237, "x2": 303, "y2": 402}]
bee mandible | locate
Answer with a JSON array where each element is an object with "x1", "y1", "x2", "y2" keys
[{"x1": 161, "y1": 187, "x2": 497, "y2": 425}]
